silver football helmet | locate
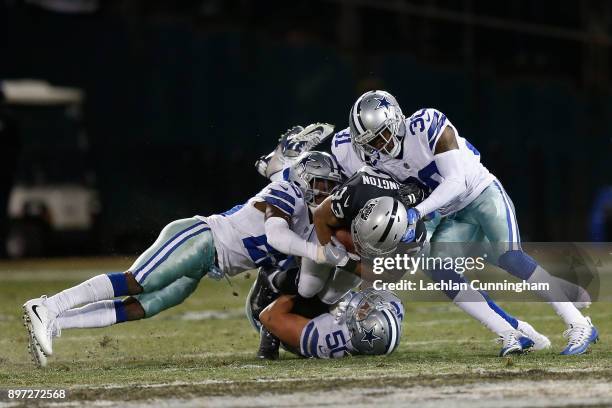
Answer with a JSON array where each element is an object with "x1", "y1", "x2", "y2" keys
[
  {"x1": 349, "y1": 90, "x2": 406, "y2": 159},
  {"x1": 288, "y1": 151, "x2": 343, "y2": 210},
  {"x1": 346, "y1": 288, "x2": 403, "y2": 355},
  {"x1": 351, "y1": 196, "x2": 408, "y2": 258}
]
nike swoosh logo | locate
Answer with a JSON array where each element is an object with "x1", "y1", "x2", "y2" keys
[
  {"x1": 304, "y1": 126, "x2": 323, "y2": 136},
  {"x1": 278, "y1": 185, "x2": 289, "y2": 191},
  {"x1": 343, "y1": 195, "x2": 350, "y2": 207},
  {"x1": 32, "y1": 305, "x2": 43, "y2": 323}
]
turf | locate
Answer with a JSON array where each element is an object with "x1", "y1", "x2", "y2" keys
[{"x1": 0, "y1": 258, "x2": 610, "y2": 406}]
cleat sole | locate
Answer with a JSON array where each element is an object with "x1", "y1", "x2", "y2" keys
[{"x1": 23, "y1": 307, "x2": 48, "y2": 367}]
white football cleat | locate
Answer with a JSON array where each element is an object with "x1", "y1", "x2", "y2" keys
[
  {"x1": 498, "y1": 330, "x2": 534, "y2": 357},
  {"x1": 560, "y1": 317, "x2": 599, "y2": 355},
  {"x1": 517, "y1": 320, "x2": 551, "y2": 351},
  {"x1": 23, "y1": 296, "x2": 56, "y2": 356},
  {"x1": 24, "y1": 318, "x2": 47, "y2": 368}
]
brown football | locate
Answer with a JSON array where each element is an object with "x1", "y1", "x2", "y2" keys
[{"x1": 333, "y1": 226, "x2": 355, "y2": 254}]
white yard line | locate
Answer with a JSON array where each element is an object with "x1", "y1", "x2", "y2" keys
[
  {"x1": 170, "y1": 309, "x2": 245, "y2": 320},
  {"x1": 65, "y1": 367, "x2": 612, "y2": 391},
  {"x1": 35, "y1": 379, "x2": 612, "y2": 408}
]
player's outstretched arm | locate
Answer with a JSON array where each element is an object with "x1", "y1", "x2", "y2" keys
[
  {"x1": 259, "y1": 295, "x2": 309, "y2": 348},
  {"x1": 413, "y1": 126, "x2": 467, "y2": 218},
  {"x1": 261, "y1": 202, "x2": 319, "y2": 261},
  {"x1": 261, "y1": 202, "x2": 348, "y2": 266}
]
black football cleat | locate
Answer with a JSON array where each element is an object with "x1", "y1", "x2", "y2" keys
[
  {"x1": 249, "y1": 267, "x2": 280, "y2": 324},
  {"x1": 257, "y1": 327, "x2": 280, "y2": 360}
]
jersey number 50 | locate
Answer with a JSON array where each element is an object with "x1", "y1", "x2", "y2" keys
[{"x1": 325, "y1": 330, "x2": 348, "y2": 356}]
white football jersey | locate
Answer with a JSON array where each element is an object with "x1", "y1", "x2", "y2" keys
[
  {"x1": 199, "y1": 180, "x2": 313, "y2": 276},
  {"x1": 331, "y1": 108, "x2": 494, "y2": 216},
  {"x1": 299, "y1": 290, "x2": 405, "y2": 358},
  {"x1": 299, "y1": 313, "x2": 353, "y2": 358}
]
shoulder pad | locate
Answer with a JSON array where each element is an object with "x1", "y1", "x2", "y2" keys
[
  {"x1": 260, "y1": 181, "x2": 303, "y2": 215},
  {"x1": 406, "y1": 108, "x2": 449, "y2": 152}
]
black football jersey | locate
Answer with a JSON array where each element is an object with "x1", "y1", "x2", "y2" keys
[{"x1": 330, "y1": 167, "x2": 404, "y2": 226}]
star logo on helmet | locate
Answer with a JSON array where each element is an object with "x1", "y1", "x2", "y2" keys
[
  {"x1": 374, "y1": 96, "x2": 392, "y2": 110},
  {"x1": 360, "y1": 326, "x2": 382, "y2": 348}
]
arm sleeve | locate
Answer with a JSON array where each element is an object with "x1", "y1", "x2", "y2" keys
[
  {"x1": 414, "y1": 149, "x2": 467, "y2": 216},
  {"x1": 265, "y1": 217, "x2": 321, "y2": 261}
]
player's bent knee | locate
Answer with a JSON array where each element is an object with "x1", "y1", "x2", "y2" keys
[
  {"x1": 260, "y1": 299, "x2": 283, "y2": 324},
  {"x1": 297, "y1": 275, "x2": 327, "y2": 299},
  {"x1": 259, "y1": 305, "x2": 272, "y2": 324},
  {"x1": 259, "y1": 296, "x2": 293, "y2": 333},
  {"x1": 259, "y1": 305, "x2": 282, "y2": 335},
  {"x1": 497, "y1": 250, "x2": 538, "y2": 280}
]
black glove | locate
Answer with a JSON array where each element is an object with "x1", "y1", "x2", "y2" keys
[{"x1": 398, "y1": 182, "x2": 428, "y2": 208}]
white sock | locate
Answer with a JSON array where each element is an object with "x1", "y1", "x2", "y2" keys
[
  {"x1": 45, "y1": 274, "x2": 115, "y2": 318},
  {"x1": 453, "y1": 289, "x2": 515, "y2": 336},
  {"x1": 57, "y1": 300, "x2": 118, "y2": 330},
  {"x1": 547, "y1": 302, "x2": 588, "y2": 326},
  {"x1": 527, "y1": 266, "x2": 588, "y2": 326}
]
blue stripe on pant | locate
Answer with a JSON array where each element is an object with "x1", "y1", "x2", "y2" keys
[
  {"x1": 138, "y1": 226, "x2": 210, "y2": 283},
  {"x1": 134, "y1": 221, "x2": 205, "y2": 275},
  {"x1": 130, "y1": 217, "x2": 216, "y2": 317}
]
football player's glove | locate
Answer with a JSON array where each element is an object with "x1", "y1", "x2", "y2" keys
[
  {"x1": 398, "y1": 181, "x2": 428, "y2": 208},
  {"x1": 318, "y1": 237, "x2": 351, "y2": 267},
  {"x1": 400, "y1": 208, "x2": 421, "y2": 243}
]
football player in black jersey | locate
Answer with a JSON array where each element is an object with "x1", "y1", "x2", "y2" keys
[
  {"x1": 314, "y1": 166, "x2": 427, "y2": 254},
  {"x1": 312, "y1": 166, "x2": 550, "y2": 357}
]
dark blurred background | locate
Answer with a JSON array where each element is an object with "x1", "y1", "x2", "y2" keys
[{"x1": 0, "y1": 0, "x2": 611, "y2": 258}]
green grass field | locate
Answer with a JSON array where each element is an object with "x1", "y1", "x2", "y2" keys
[{"x1": 0, "y1": 258, "x2": 611, "y2": 407}]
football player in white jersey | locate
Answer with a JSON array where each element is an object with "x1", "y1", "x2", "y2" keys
[
  {"x1": 22, "y1": 151, "x2": 348, "y2": 367},
  {"x1": 257, "y1": 124, "x2": 550, "y2": 357},
  {"x1": 259, "y1": 287, "x2": 404, "y2": 359},
  {"x1": 250, "y1": 195, "x2": 409, "y2": 359},
  {"x1": 332, "y1": 90, "x2": 598, "y2": 355}
]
